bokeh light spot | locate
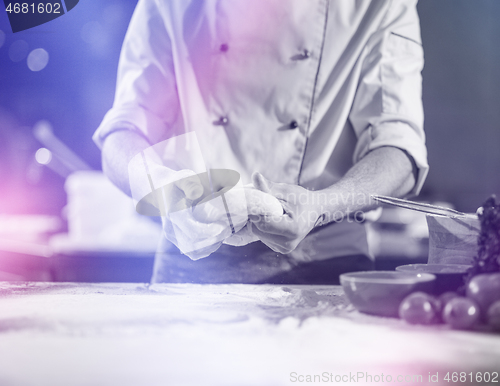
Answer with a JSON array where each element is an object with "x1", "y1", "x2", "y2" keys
[
  {"x1": 0, "y1": 30, "x2": 5, "y2": 49},
  {"x1": 27, "y1": 48, "x2": 50, "y2": 72},
  {"x1": 81, "y1": 21, "x2": 104, "y2": 45},
  {"x1": 80, "y1": 21, "x2": 110, "y2": 56},
  {"x1": 9, "y1": 40, "x2": 29, "y2": 62},
  {"x1": 35, "y1": 148, "x2": 52, "y2": 165}
]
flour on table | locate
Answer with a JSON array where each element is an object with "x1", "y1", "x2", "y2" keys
[{"x1": 266, "y1": 287, "x2": 329, "y2": 307}]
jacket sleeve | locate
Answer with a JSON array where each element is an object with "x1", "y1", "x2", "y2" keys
[
  {"x1": 349, "y1": 0, "x2": 428, "y2": 195},
  {"x1": 93, "y1": 0, "x2": 181, "y2": 148}
]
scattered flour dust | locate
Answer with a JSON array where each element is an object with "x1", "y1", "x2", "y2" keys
[{"x1": 266, "y1": 287, "x2": 329, "y2": 307}]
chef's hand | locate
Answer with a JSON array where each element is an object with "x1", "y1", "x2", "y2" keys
[
  {"x1": 248, "y1": 172, "x2": 323, "y2": 254},
  {"x1": 159, "y1": 169, "x2": 230, "y2": 260},
  {"x1": 165, "y1": 169, "x2": 205, "y2": 212}
]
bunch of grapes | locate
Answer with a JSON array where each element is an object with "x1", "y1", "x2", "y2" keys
[
  {"x1": 467, "y1": 195, "x2": 500, "y2": 281},
  {"x1": 400, "y1": 197, "x2": 500, "y2": 330}
]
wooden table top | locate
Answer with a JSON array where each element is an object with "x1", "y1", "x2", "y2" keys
[{"x1": 0, "y1": 282, "x2": 499, "y2": 386}]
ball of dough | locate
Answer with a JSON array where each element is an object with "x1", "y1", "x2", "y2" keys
[
  {"x1": 244, "y1": 185, "x2": 284, "y2": 217},
  {"x1": 192, "y1": 184, "x2": 283, "y2": 225}
]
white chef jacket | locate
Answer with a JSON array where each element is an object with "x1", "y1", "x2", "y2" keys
[{"x1": 94, "y1": 0, "x2": 428, "y2": 262}]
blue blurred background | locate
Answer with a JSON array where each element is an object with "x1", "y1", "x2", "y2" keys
[
  {"x1": 0, "y1": 0, "x2": 135, "y2": 215},
  {"x1": 0, "y1": 0, "x2": 499, "y2": 214}
]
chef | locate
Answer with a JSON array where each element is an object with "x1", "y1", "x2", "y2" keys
[{"x1": 93, "y1": 0, "x2": 428, "y2": 284}]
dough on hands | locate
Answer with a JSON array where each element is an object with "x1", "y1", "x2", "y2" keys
[
  {"x1": 223, "y1": 185, "x2": 284, "y2": 247},
  {"x1": 191, "y1": 191, "x2": 231, "y2": 224},
  {"x1": 184, "y1": 183, "x2": 284, "y2": 250},
  {"x1": 244, "y1": 185, "x2": 284, "y2": 217},
  {"x1": 223, "y1": 222, "x2": 259, "y2": 246},
  {"x1": 167, "y1": 208, "x2": 229, "y2": 258},
  {"x1": 193, "y1": 184, "x2": 283, "y2": 223}
]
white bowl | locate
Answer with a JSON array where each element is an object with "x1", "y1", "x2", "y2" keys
[{"x1": 340, "y1": 271, "x2": 436, "y2": 317}]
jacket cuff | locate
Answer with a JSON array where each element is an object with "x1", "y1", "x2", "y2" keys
[{"x1": 92, "y1": 104, "x2": 166, "y2": 149}]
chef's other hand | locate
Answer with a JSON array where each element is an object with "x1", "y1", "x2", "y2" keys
[{"x1": 249, "y1": 172, "x2": 321, "y2": 254}]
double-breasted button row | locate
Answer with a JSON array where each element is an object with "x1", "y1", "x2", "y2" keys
[
  {"x1": 212, "y1": 116, "x2": 300, "y2": 130},
  {"x1": 219, "y1": 43, "x2": 310, "y2": 61},
  {"x1": 213, "y1": 47, "x2": 310, "y2": 129}
]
